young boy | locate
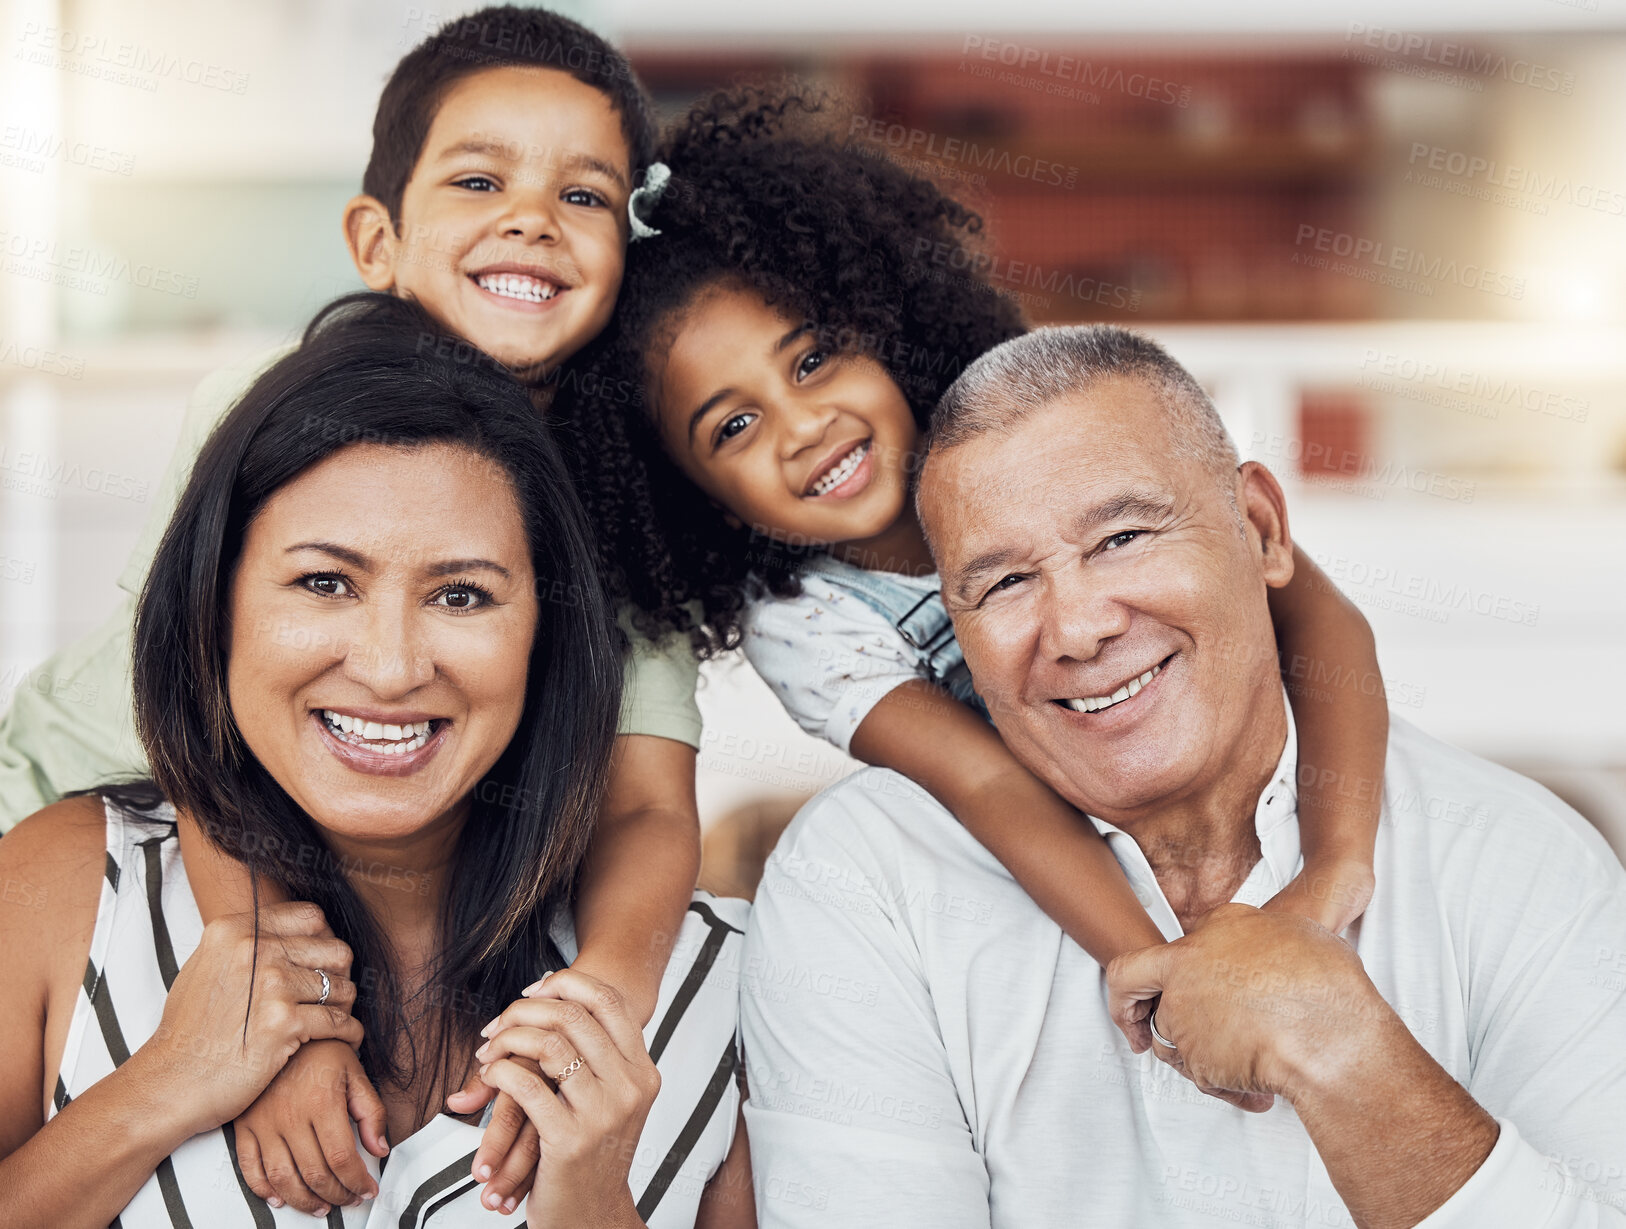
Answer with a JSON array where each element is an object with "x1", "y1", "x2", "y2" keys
[{"x1": 0, "y1": 7, "x2": 700, "y2": 1220}]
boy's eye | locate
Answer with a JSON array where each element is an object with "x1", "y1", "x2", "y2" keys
[
  {"x1": 452, "y1": 174, "x2": 498, "y2": 192},
  {"x1": 716, "y1": 411, "x2": 757, "y2": 444},
  {"x1": 300, "y1": 572, "x2": 352, "y2": 599},
  {"x1": 562, "y1": 187, "x2": 607, "y2": 208},
  {"x1": 431, "y1": 581, "x2": 494, "y2": 612},
  {"x1": 795, "y1": 349, "x2": 828, "y2": 381}
]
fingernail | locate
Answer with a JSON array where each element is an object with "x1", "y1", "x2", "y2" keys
[
  {"x1": 502, "y1": 1198, "x2": 517, "y2": 1214},
  {"x1": 475, "y1": 1042, "x2": 491, "y2": 1061},
  {"x1": 480, "y1": 1015, "x2": 499, "y2": 1037},
  {"x1": 268, "y1": 1197, "x2": 283, "y2": 1209},
  {"x1": 522, "y1": 970, "x2": 555, "y2": 996},
  {"x1": 475, "y1": 1162, "x2": 492, "y2": 1181},
  {"x1": 485, "y1": 1189, "x2": 501, "y2": 1208},
  {"x1": 479, "y1": 1062, "x2": 490, "y2": 1078},
  {"x1": 313, "y1": 1208, "x2": 329, "y2": 1219}
]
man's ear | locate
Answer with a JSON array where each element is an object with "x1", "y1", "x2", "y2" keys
[
  {"x1": 1237, "y1": 461, "x2": 1295, "y2": 589},
  {"x1": 343, "y1": 195, "x2": 399, "y2": 291}
]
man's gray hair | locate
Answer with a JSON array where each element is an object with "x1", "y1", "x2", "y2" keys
[{"x1": 923, "y1": 326, "x2": 1239, "y2": 489}]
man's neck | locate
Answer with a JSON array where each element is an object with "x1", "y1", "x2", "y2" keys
[{"x1": 1110, "y1": 692, "x2": 1289, "y2": 930}]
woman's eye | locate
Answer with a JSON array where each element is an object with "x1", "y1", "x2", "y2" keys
[
  {"x1": 795, "y1": 349, "x2": 828, "y2": 381},
  {"x1": 301, "y1": 573, "x2": 351, "y2": 598},
  {"x1": 563, "y1": 187, "x2": 606, "y2": 207},
  {"x1": 432, "y1": 583, "x2": 492, "y2": 612},
  {"x1": 716, "y1": 411, "x2": 756, "y2": 443},
  {"x1": 453, "y1": 175, "x2": 498, "y2": 192}
]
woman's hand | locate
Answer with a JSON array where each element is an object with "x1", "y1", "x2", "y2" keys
[
  {"x1": 234, "y1": 1038, "x2": 387, "y2": 1217},
  {"x1": 473, "y1": 970, "x2": 660, "y2": 1228},
  {"x1": 126, "y1": 901, "x2": 361, "y2": 1140}
]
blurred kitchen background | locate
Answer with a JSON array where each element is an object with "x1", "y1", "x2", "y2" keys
[{"x1": 2, "y1": 0, "x2": 1623, "y2": 883}]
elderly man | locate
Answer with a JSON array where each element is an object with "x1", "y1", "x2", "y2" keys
[{"x1": 738, "y1": 326, "x2": 1626, "y2": 1228}]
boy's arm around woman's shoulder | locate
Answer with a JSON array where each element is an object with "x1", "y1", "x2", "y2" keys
[{"x1": 0, "y1": 344, "x2": 294, "y2": 832}]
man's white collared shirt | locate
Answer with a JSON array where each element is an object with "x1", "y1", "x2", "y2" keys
[{"x1": 740, "y1": 715, "x2": 1626, "y2": 1227}]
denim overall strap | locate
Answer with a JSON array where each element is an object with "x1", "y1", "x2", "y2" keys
[{"x1": 801, "y1": 555, "x2": 985, "y2": 712}]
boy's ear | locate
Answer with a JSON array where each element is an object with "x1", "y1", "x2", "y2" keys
[
  {"x1": 343, "y1": 194, "x2": 399, "y2": 291},
  {"x1": 1236, "y1": 461, "x2": 1295, "y2": 590}
]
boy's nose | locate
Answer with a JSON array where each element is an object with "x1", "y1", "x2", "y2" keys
[{"x1": 497, "y1": 194, "x2": 560, "y2": 243}]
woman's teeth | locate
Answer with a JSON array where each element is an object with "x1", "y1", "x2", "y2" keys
[
  {"x1": 321, "y1": 710, "x2": 434, "y2": 754},
  {"x1": 1063, "y1": 662, "x2": 1164, "y2": 714},
  {"x1": 809, "y1": 442, "x2": 870, "y2": 496},
  {"x1": 475, "y1": 273, "x2": 559, "y2": 303}
]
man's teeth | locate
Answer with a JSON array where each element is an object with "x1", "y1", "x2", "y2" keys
[
  {"x1": 321, "y1": 710, "x2": 434, "y2": 753},
  {"x1": 1063, "y1": 663, "x2": 1164, "y2": 714},
  {"x1": 809, "y1": 442, "x2": 870, "y2": 496},
  {"x1": 475, "y1": 273, "x2": 559, "y2": 303}
]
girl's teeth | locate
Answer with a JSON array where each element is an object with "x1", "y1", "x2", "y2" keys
[{"x1": 811, "y1": 442, "x2": 870, "y2": 496}]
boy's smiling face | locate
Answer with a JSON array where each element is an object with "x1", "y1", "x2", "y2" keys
[{"x1": 348, "y1": 65, "x2": 631, "y2": 379}]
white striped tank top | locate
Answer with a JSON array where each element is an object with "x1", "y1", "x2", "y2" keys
[{"x1": 52, "y1": 796, "x2": 750, "y2": 1228}]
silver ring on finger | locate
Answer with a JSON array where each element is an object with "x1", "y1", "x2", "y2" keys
[
  {"x1": 315, "y1": 968, "x2": 331, "y2": 1007},
  {"x1": 553, "y1": 1056, "x2": 585, "y2": 1085},
  {"x1": 1148, "y1": 1008, "x2": 1176, "y2": 1051}
]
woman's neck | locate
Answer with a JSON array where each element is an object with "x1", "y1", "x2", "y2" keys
[
  {"x1": 828, "y1": 502, "x2": 937, "y2": 576},
  {"x1": 318, "y1": 804, "x2": 465, "y2": 944}
]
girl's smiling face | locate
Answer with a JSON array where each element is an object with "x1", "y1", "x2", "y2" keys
[{"x1": 650, "y1": 282, "x2": 921, "y2": 554}]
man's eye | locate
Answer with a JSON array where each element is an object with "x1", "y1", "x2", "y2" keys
[
  {"x1": 1103, "y1": 531, "x2": 1142, "y2": 550},
  {"x1": 988, "y1": 573, "x2": 1027, "y2": 596},
  {"x1": 717, "y1": 411, "x2": 756, "y2": 443},
  {"x1": 563, "y1": 187, "x2": 606, "y2": 207},
  {"x1": 452, "y1": 175, "x2": 498, "y2": 192},
  {"x1": 300, "y1": 572, "x2": 351, "y2": 598},
  {"x1": 795, "y1": 349, "x2": 828, "y2": 381}
]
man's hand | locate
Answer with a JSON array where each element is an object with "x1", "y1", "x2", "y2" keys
[{"x1": 1106, "y1": 903, "x2": 1385, "y2": 1106}]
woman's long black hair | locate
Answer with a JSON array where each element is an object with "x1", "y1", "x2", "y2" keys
[
  {"x1": 110, "y1": 292, "x2": 621, "y2": 1104},
  {"x1": 556, "y1": 83, "x2": 1027, "y2": 658}
]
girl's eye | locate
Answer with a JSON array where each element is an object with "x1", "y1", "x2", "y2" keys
[
  {"x1": 795, "y1": 349, "x2": 828, "y2": 381},
  {"x1": 432, "y1": 582, "x2": 494, "y2": 612},
  {"x1": 563, "y1": 187, "x2": 606, "y2": 207},
  {"x1": 716, "y1": 411, "x2": 757, "y2": 444},
  {"x1": 453, "y1": 174, "x2": 498, "y2": 192},
  {"x1": 1103, "y1": 530, "x2": 1142, "y2": 551},
  {"x1": 300, "y1": 572, "x2": 351, "y2": 599}
]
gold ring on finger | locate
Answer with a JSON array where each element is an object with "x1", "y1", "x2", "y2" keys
[{"x1": 554, "y1": 1056, "x2": 585, "y2": 1084}]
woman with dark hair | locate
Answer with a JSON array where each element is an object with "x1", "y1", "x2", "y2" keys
[{"x1": 0, "y1": 294, "x2": 752, "y2": 1228}]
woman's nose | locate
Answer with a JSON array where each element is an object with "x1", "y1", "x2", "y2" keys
[{"x1": 343, "y1": 600, "x2": 435, "y2": 697}]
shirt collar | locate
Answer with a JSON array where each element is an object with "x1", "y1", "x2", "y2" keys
[{"x1": 1085, "y1": 689, "x2": 1300, "y2": 939}]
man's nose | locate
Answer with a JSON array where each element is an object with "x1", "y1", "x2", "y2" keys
[
  {"x1": 343, "y1": 598, "x2": 436, "y2": 697},
  {"x1": 1037, "y1": 564, "x2": 1130, "y2": 663}
]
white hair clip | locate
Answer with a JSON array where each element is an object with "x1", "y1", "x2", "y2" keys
[{"x1": 628, "y1": 161, "x2": 671, "y2": 241}]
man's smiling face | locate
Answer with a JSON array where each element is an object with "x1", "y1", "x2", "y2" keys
[{"x1": 920, "y1": 375, "x2": 1293, "y2": 827}]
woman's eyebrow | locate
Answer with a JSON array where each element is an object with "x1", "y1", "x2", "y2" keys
[
  {"x1": 286, "y1": 541, "x2": 371, "y2": 569},
  {"x1": 425, "y1": 558, "x2": 511, "y2": 580}
]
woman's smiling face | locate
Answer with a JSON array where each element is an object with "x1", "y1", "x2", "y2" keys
[
  {"x1": 650, "y1": 282, "x2": 920, "y2": 551},
  {"x1": 225, "y1": 441, "x2": 538, "y2": 845}
]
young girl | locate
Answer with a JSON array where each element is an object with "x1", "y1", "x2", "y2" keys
[{"x1": 563, "y1": 86, "x2": 1383, "y2": 997}]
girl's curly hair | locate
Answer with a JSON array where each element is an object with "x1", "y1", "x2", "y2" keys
[{"x1": 558, "y1": 83, "x2": 1025, "y2": 657}]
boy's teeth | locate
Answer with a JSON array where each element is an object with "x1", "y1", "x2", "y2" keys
[
  {"x1": 1063, "y1": 663, "x2": 1163, "y2": 714},
  {"x1": 476, "y1": 273, "x2": 559, "y2": 303},
  {"x1": 809, "y1": 442, "x2": 870, "y2": 496}
]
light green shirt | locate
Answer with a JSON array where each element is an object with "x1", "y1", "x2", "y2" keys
[{"x1": 0, "y1": 345, "x2": 700, "y2": 832}]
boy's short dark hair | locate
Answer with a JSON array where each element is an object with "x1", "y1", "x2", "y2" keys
[{"x1": 363, "y1": 5, "x2": 656, "y2": 223}]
